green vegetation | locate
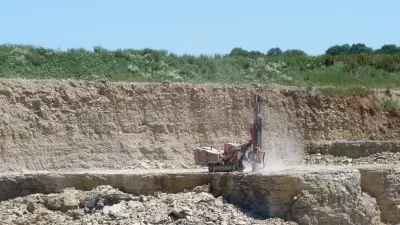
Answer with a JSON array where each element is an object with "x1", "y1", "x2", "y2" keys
[
  {"x1": 316, "y1": 86, "x2": 372, "y2": 96},
  {"x1": 374, "y1": 99, "x2": 400, "y2": 116},
  {"x1": 1, "y1": 43, "x2": 400, "y2": 91}
]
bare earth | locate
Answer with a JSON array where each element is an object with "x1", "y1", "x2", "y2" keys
[{"x1": 0, "y1": 79, "x2": 400, "y2": 172}]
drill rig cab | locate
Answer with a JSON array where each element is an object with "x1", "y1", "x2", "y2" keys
[{"x1": 193, "y1": 94, "x2": 266, "y2": 172}]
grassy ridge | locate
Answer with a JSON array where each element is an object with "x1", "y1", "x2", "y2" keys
[{"x1": 1, "y1": 44, "x2": 400, "y2": 92}]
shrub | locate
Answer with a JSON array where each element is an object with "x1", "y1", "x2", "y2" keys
[
  {"x1": 381, "y1": 99, "x2": 400, "y2": 115},
  {"x1": 283, "y1": 49, "x2": 308, "y2": 57},
  {"x1": 374, "y1": 54, "x2": 400, "y2": 72},
  {"x1": 326, "y1": 44, "x2": 350, "y2": 56},
  {"x1": 266, "y1": 47, "x2": 283, "y2": 57},
  {"x1": 316, "y1": 55, "x2": 334, "y2": 67},
  {"x1": 356, "y1": 53, "x2": 370, "y2": 66},
  {"x1": 230, "y1": 47, "x2": 249, "y2": 57},
  {"x1": 233, "y1": 57, "x2": 251, "y2": 69},
  {"x1": 348, "y1": 43, "x2": 373, "y2": 55},
  {"x1": 375, "y1": 44, "x2": 400, "y2": 54}
]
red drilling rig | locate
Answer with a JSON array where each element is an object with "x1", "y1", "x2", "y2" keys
[{"x1": 194, "y1": 94, "x2": 266, "y2": 172}]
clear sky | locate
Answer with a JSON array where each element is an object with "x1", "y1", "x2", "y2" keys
[{"x1": 1, "y1": 0, "x2": 399, "y2": 56}]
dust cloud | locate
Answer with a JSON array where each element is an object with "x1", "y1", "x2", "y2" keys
[{"x1": 258, "y1": 105, "x2": 304, "y2": 171}]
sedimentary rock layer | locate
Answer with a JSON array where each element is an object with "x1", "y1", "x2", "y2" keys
[
  {"x1": 0, "y1": 79, "x2": 399, "y2": 172},
  {"x1": 1, "y1": 165, "x2": 398, "y2": 224}
]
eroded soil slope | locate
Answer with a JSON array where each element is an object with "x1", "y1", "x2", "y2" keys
[{"x1": 0, "y1": 79, "x2": 399, "y2": 172}]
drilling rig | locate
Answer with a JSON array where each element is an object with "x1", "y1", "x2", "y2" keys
[{"x1": 193, "y1": 94, "x2": 266, "y2": 172}]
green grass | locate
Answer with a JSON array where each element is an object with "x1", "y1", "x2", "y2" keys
[
  {"x1": 372, "y1": 97, "x2": 400, "y2": 116},
  {"x1": 317, "y1": 86, "x2": 372, "y2": 96},
  {"x1": 381, "y1": 99, "x2": 400, "y2": 115},
  {"x1": 1, "y1": 44, "x2": 400, "y2": 94}
]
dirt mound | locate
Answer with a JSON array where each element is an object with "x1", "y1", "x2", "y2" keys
[
  {"x1": 0, "y1": 79, "x2": 399, "y2": 172},
  {"x1": 0, "y1": 185, "x2": 296, "y2": 225}
]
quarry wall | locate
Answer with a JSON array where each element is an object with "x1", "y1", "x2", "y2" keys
[{"x1": 0, "y1": 79, "x2": 399, "y2": 172}]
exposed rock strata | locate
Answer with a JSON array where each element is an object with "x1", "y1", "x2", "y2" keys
[
  {"x1": 0, "y1": 79, "x2": 399, "y2": 172},
  {"x1": 1, "y1": 166, "x2": 398, "y2": 225},
  {"x1": 210, "y1": 167, "x2": 382, "y2": 225},
  {"x1": 359, "y1": 166, "x2": 400, "y2": 224}
]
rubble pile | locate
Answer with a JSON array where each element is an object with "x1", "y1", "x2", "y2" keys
[
  {"x1": 0, "y1": 185, "x2": 297, "y2": 225},
  {"x1": 127, "y1": 160, "x2": 201, "y2": 170},
  {"x1": 304, "y1": 152, "x2": 400, "y2": 165}
]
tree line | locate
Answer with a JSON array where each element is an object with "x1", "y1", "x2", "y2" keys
[{"x1": 229, "y1": 43, "x2": 400, "y2": 58}]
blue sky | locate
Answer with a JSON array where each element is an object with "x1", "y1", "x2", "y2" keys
[{"x1": 1, "y1": 0, "x2": 398, "y2": 56}]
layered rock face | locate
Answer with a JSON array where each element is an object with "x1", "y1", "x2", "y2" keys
[
  {"x1": 2, "y1": 166, "x2": 399, "y2": 225},
  {"x1": 0, "y1": 80, "x2": 257, "y2": 172},
  {"x1": 210, "y1": 167, "x2": 382, "y2": 225},
  {"x1": 0, "y1": 79, "x2": 399, "y2": 172},
  {"x1": 0, "y1": 170, "x2": 211, "y2": 201},
  {"x1": 359, "y1": 166, "x2": 400, "y2": 224}
]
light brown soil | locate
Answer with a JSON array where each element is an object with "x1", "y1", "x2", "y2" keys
[{"x1": 0, "y1": 79, "x2": 400, "y2": 172}]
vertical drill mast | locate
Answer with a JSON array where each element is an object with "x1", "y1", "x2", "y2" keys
[
  {"x1": 250, "y1": 94, "x2": 265, "y2": 171},
  {"x1": 252, "y1": 94, "x2": 262, "y2": 151}
]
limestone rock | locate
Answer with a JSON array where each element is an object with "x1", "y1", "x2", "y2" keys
[
  {"x1": 26, "y1": 201, "x2": 35, "y2": 213},
  {"x1": 62, "y1": 189, "x2": 80, "y2": 211},
  {"x1": 212, "y1": 168, "x2": 382, "y2": 225},
  {"x1": 0, "y1": 185, "x2": 295, "y2": 225},
  {"x1": 102, "y1": 202, "x2": 123, "y2": 216},
  {"x1": 192, "y1": 184, "x2": 210, "y2": 193},
  {"x1": 169, "y1": 206, "x2": 189, "y2": 219},
  {"x1": 359, "y1": 167, "x2": 400, "y2": 224},
  {"x1": 66, "y1": 209, "x2": 85, "y2": 220},
  {"x1": 43, "y1": 195, "x2": 63, "y2": 210},
  {"x1": 351, "y1": 192, "x2": 381, "y2": 225},
  {"x1": 193, "y1": 192, "x2": 215, "y2": 203}
]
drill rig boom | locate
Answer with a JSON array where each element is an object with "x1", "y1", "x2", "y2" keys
[{"x1": 248, "y1": 94, "x2": 266, "y2": 171}]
